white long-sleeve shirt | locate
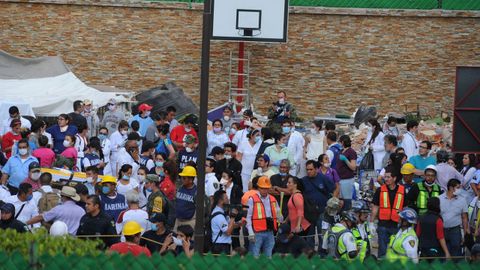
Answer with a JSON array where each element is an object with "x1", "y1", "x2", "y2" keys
[
  {"x1": 364, "y1": 131, "x2": 386, "y2": 171},
  {"x1": 287, "y1": 130, "x2": 305, "y2": 176},
  {"x1": 401, "y1": 131, "x2": 419, "y2": 159}
]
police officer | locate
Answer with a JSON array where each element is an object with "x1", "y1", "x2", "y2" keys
[
  {"x1": 386, "y1": 207, "x2": 419, "y2": 263},
  {"x1": 77, "y1": 195, "x2": 119, "y2": 248},
  {"x1": 407, "y1": 165, "x2": 442, "y2": 215},
  {"x1": 322, "y1": 211, "x2": 358, "y2": 260},
  {"x1": 351, "y1": 201, "x2": 372, "y2": 262},
  {"x1": 210, "y1": 190, "x2": 240, "y2": 254},
  {"x1": 0, "y1": 203, "x2": 28, "y2": 233}
]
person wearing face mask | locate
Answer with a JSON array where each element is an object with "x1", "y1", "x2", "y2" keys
[
  {"x1": 60, "y1": 134, "x2": 78, "y2": 171},
  {"x1": 109, "y1": 120, "x2": 129, "y2": 176},
  {"x1": 220, "y1": 106, "x2": 234, "y2": 134},
  {"x1": 385, "y1": 207, "x2": 419, "y2": 263},
  {"x1": 218, "y1": 169, "x2": 243, "y2": 249},
  {"x1": 138, "y1": 141, "x2": 156, "y2": 172},
  {"x1": 74, "y1": 124, "x2": 89, "y2": 170},
  {"x1": 249, "y1": 154, "x2": 275, "y2": 185},
  {"x1": 115, "y1": 136, "x2": 141, "y2": 179},
  {"x1": 101, "y1": 98, "x2": 125, "y2": 136},
  {"x1": 85, "y1": 166, "x2": 100, "y2": 195},
  {"x1": 214, "y1": 142, "x2": 243, "y2": 187},
  {"x1": 209, "y1": 189, "x2": 241, "y2": 254},
  {"x1": 177, "y1": 135, "x2": 198, "y2": 171},
  {"x1": 267, "y1": 91, "x2": 298, "y2": 127},
  {"x1": 1, "y1": 139, "x2": 38, "y2": 194},
  {"x1": 318, "y1": 154, "x2": 340, "y2": 198},
  {"x1": 153, "y1": 152, "x2": 167, "y2": 177},
  {"x1": 383, "y1": 116, "x2": 400, "y2": 138},
  {"x1": 228, "y1": 122, "x2": 240, "y2": 141},
  {"x1": 155, "y1": 124, "x2": 176, "y2": 161},
  {"x1": 4, "y1": 183, "x2": 40, "y2": 228},
  {"x1": 81, "y1": 99, "x2": 99, "y2": 138},
  {"x1": 96, "y1": 127, "x2": 112, "y2": 175},
  {"x1": 1, "y1": 106, "x2": 31, "y2": 135},
  {"x1": 269, "y1": 159, "x2": 292, "y2": 217},
  {"x1": 145, "y1": 111, "x2": 167, "y2": 143},
  {"x1": 1, "y1": 119, "x2": 22, "y2": 158},
  {"x1": 237, "y1": 129, "x2": 262, "y2": 192},
  {"x1": 170, "y1": 115, "x2": 198, "y2": 152},
  {"x1": 83, "y1": 138, "x2": 105, "y2": 174},
  {"x1": 46, "y1": 114, "x2": 78, "y2": 154},
  {"x1": 128, "y1": 103, "x2": 154, "y2": 137},
  {"x1": 205, "y1": 159, "x2": 220, "y2": 205},
  {"x1": 145, "y1": 174, "x2": 171, "y2": 222},
  {"x1": 116, "y1": 164, "x2": 139, "y2": 196},
  {"x1": 305, "y1": 120, "x2": 326, "y2": 161},
  {"x1": 21, "y1": 162, "x2": 42, "y2": 191},
  {"x1": 207, "y1": 119, "x2": 230, "y2": 156},
  {"x1": 232, "y1": 113, "x2": 255, "y2": 147},
  {"x1": 363, "y1": 119, "x2": 386, "y2": 172},
  {"x1": 280, "y1": 119, "x2": 305, "y2": 177},
  {"x1": 140, "y1": 213, "x2": 172, "y2": 253},
  {"x1": 264, "y1": 133, "x2": 294, "y2": 174},
  {"x1": 99, "y1": 175, "x2": 128, "y2": 222},
  {"x1": 239, "y1": 109, "x2": 254, "y2": 130},
  {"x1": 439, "y1": 178, "x2": 469, "y2": 259},
  {"x1": 136, "y1": 166, "x2": 149, "y2": 209}
]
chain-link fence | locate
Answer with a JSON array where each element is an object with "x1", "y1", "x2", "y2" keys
[{"x1": 147, "y1": 0, "x2": 480, "y2": 10}]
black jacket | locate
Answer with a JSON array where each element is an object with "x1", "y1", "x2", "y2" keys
[
  {"x1": 77, "y1": 211, "x2": 119, "y2": 248},
  {"x1": 215, "y1": 158, "x2": 243, "y2": 189},
  {"x1": 0, "y1": 218, "x2": 28, "y2": 233}
]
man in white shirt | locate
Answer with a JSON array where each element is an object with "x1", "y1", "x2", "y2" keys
[
  {"x1": 435, "y1": 150, "x2": 464, "y2": 191},
  {"x1": 281, "y1": 119, "x2": 304, "y2": 177},
  {"x1": 401, "y1": 120, "x2": 419, "y2": 159},
  {"x1": 116, "y1": 139, "x2": 140, "y2": 178},
  {"x1": 1, "y1": 106, "x2": 31, "y2": 135},
  {"x1": 0, "y1": 185, "x2": 10, "y2": 201},
  {"x1": 4, "y1": 182, "x2": 39, "y2": 228},
  {"x1": 205, "y1": 159, "x2": 220, "y2": 201}
]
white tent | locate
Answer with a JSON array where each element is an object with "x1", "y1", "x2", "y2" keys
[{"x1": 0, "y1": 50, "x2": 132, "y2": 117}]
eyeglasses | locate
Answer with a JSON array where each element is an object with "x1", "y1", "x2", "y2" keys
[
  {"x1": 425, "y1": 174, "x2": 436, "y2": 177},
  {"x1": 419, "y1": 146, "x2": 428, "y2": 149}
]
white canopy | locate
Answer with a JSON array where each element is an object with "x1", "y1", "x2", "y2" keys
[{"x1": 0, "y1": 50, "x2": 131, "y2": 117}]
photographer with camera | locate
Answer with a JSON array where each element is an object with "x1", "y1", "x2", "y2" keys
[{"x1": 210, "y1": 190, "x2": 240, "y2": 254}]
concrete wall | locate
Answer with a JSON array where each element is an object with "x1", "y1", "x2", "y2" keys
[{"x1": 1, "y1": 0, "x2": 480, "y2": 119}]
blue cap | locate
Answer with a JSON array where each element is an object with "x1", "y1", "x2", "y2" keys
[{"x1": 0, "y1": 203, "x2": 15, "y2": 214}]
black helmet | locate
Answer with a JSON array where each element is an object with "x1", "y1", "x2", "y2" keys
[
  {"x1": 341, "y1": 211, "x2": 358, "y2": 224},
  {"x1": 436, "y1": 150, "x2": 449, "y2": 163}
]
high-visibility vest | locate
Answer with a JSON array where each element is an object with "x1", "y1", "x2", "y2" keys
[
  {"x1": 351, "y1": 224, "x2": 370, "y2": 262},
  {"x1": 326, "y1": 225, "x2": 351, "y2": 260},
  {"x1": 251, "y1": 194, "x2": 278, "y2": 233},
  {"x1": 417, "y1": 183, "x2": 440, "y2": 215},
  {"x1": 379, "y1": 185, "x2": 405, "y2": 222},
  {"x1": 386, "y1": 227, "x2": 417, "y2": 262}
]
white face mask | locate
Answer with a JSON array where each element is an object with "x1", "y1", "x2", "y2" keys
[
  {"x1": 278, "y1": 98, "x2": 285, "y2": 105},
  {"x1": 224, "y1": 154, "x2": 232, "y2": 160},
  {"x1": 185, "y1": 147, "x2": 193, "y2": 153},
  {"x1": 63, "y1": 140, "x2": 70, "y2": 148},
  {"x1": 220, "y1": 178, "x2": 228, "y2": 185},
  {"x1": 31, "y1": 172, "x2": 41, "y2": 181},
  {"x1": 223, "y1": 116, "x2": 230, "y2": 121},
  {"x1": 120, "y1": 130, "x2": 128, "y2": 136},
  {"x1": 184, "y1": 127, "x2": 191, "y2": 132},
  {"x1": 229, "y1": 128, "x2": 237, "y2": 135},
  {"x1": 324, "y1": 162, "x2": 331, "y2": 168},
  {"x1": 86, "y1": 177, "x2": 94, "y2": 183},
  {"x1": 108, "y1": 105, "x2": 115, "y2": 111},
  {"x1": 137, "y1": 175, "x2": 146, "y2": 183},
  {"x1": 310, "y1": 128, "x2": 317, "y2": 134},
  {"x1": 18, "y1": 148, "x2": 28, "y2": 156},
  {"x1": 244, "y1": 120, "x2": 252, "y2": 127},
  {"x1": 257, "y1": 167, "x2": 263, "y2": 175},
  {"x1": 453, "y1": 188, "x2": 462, "y2": 196},
  {"x1": 145, "y1": 111, "x2": 151, "y2": 117}
]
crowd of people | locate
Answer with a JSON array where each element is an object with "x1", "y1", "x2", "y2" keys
[{"x1": 0, "y1": 92, "x2": 479, "y2": 263}]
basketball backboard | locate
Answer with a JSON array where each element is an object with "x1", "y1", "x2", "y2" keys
[{"x1": 211, "y1": 0, "x2": 289, "y2": 43}]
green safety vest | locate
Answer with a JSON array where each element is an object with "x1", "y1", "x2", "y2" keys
[
  {"x1": 326, "y1": 225, "x2": 350, "y2": 260},
  {"x1": 386, "y1": 228, "x2": 417, "y2": 262},
  {"x1": 351, "y1": 224, "x2": 370, "y2": 262},
  {"x1": 417, "y1": 183, "x2": 440, "y2": 215}
]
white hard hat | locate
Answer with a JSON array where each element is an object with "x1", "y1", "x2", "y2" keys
[
  {"x1": 50, "y1": 221, "x2": 69, "y2": 236},
  {"x1": 424, "y1": 165, "x2": 438, "y2": 174}
]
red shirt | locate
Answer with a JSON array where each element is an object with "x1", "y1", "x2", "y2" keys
[
  {"x1": 22, "y1": 177, "x2": 42, "y2": 191},
  {"x1": 416, "y1": 217, "x2": 445, "y2": 240},
  {"x1": 160, "y1": 176, "x2": 176, "y2": 201},
  {"x1": 170, "y1": 125, "x2": 198, "y2": 151},
  {"x1": 1, "y1": 132, "x2": 22, "y2": 158},
  {"x1": 109, "y1": 242, "x2": 152, "y2": 257},
  {"x1": 32, "y1": 147, "x2": 56, "y2": 168}
]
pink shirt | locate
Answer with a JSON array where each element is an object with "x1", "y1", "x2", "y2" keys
[
  {"x1": 22, "y1": 177, "x2": 41, "y2": 191},
  {"x1": 287, "y1": 192, "x2": 311, "y2": 232},
  {"x1": 61, "y1": 147, "x2": 78, "y2": 169},
  {"x1": 32, "y1": 147, "x2": 56, "y2": 168}
]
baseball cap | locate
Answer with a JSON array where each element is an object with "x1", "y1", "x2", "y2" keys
[
  {"x1": 210, "y1": 146, "x2": 225, "y2": 156},
  {"x1": 83, "y1": 99, "x2": 92, "y2": 106},
  {"x1": 10, "y1": 119, "x2": 21, "y2": 128},
  {"x1": 138, "y1": 103, "x2": 153, "y2": 112},
  {"x1": 148, "y1": 213, "x2": 167, "y2": 224},
  {"x1": 184, "y1": 134, "x2": 197, "y2": 144},
  {"x1": 0, "y1": 203, "x2": 15, "y2": 214},
  {"x1": 107, "y1": 98, "x2": 116, "y2": 105},
  {"x1": 258, "y1": 154, "x2": 270, "y2": 163},
  {"x1": 29, "y1": 162, "x2": 41, "y2": 171},
  {"x1": 243, "y1": 109, "x2": 253, "y2": 117}
]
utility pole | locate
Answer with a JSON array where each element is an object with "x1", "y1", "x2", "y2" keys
[{"x1": 193, "y1": 0, "x2": 212, "y2": 254}]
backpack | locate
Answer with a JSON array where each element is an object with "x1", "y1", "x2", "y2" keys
[
  {"x1": 203, "y1": 211, "x2": 226, "y2": 253},
  {"x1": 292, "y1": 193, "x2": 320, "y2": 225},
  {"x1": 326, "y1": 228, "x2": 348, "y2": 258},
  {"x1": 38, "y1": 189, "x2": 61, "y2": 213}
]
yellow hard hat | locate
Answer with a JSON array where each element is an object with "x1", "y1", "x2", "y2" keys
[
  {"x1": 179, "y1": 166, "x2": 197, "y2": 177},
  {"x1": 257, "y1": 176, "x2": 272, "y2": 189},
  {"x1": 400, "y1": 163, "x2": 415, "y2": 175},
  {"x1": 122, "y1": 221, "x2": 143, "y2": 236},
  {"x1": 100, "y1": 175, "x2": 117, "y2": 185}
]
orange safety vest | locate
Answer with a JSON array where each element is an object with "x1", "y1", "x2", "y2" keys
[
  {"x1": 379, "y1": 184, "x2": 405, "y2": 222},
  {"x1": 251, "y1": 194, "x2": 278, "y2": 233}
]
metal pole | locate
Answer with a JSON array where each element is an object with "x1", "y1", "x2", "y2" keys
[{"x1": 194, "y1": 0, "x2": 212, "y2": 254}]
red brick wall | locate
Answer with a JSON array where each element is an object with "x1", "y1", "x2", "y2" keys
[{"x1": 1, "y1": 0, "x2": 479, "y2": 119}]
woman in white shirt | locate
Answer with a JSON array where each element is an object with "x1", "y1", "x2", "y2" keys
[
  {"x1": 363, "y1": 119, "x2": 386, "y2": 172},
  {"x1": 74, "y1": 124, "x2": 88, "y2": 171},
  {"x1": 207, "y1": 119, "x2": 230, "y2": 155},
  {"x1": 116, "y1": 164, "x2": 139, "y2": 195},
  {"x1": 98, "y1": 127, "x2": 112, "y2": 175},
  {"x1": 305, "y1": 119, "x2": 325, "y2": 161},
  {"x1": 237, "y1": 129, "x2": 262, "y2": 192},
  {"x1": 461, "y1": 154, "x2": 478, "y2": 202}
]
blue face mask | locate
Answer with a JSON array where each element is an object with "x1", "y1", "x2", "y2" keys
[
  {"x1": 26, "y1": 194, "x2": 33, "y2": 201},
  {"x1": 280, "y1": 143, "x2": 287, "y2": 148},
  {"x1": 159, "y1": 171, "x2": 165, "y2": 177},
  {"x1": 102, "y1": 186, "x2": 110, "y2": 194},
  {"x1": 122, "y1": 175, "x2": 130, "y2": 180},
  {"x1": 254, "y1": 136, "x2": 261, "y2": 143},
  {"x1": 155, "y1": 161, "x2": 164, "y2": 168},
  {"x1": 98, "y1": 134, "x2": 107, "y2": 141},
  {"x1": 279, "y1": 172, "x2": 287, "y2": 177},
  {"x1": 282, "y1": 127, "x2": 291, "y2": 134},
  {"x1": 151, "y1": 223, "x2": 158, "y2": 231},
  {"x1": 146, "y1": 188, "x2": 153, "y2": 192}
]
